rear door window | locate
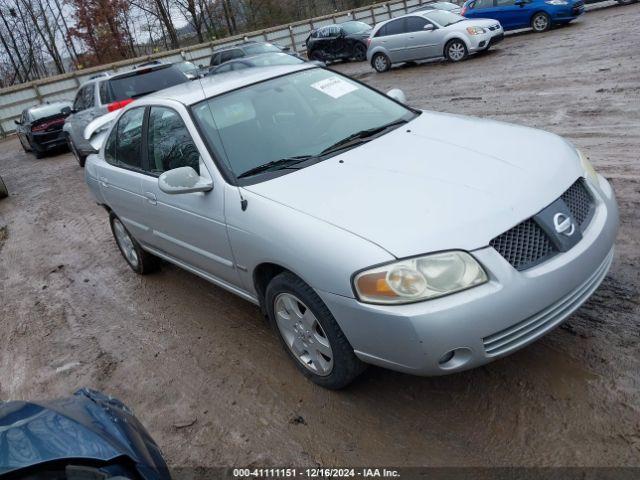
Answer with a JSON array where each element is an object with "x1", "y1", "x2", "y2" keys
[
  {"x1": 146, "y1": 107, "x2": 200, "y2": 175},
  {"x1": 107, "y1": 107, "x2": 145, "y2": 170},
  {"x1": 383, "y1": 19, "x2": 406, "y2": 36},
  {"x1": 106, "y1": 66, "x2": 188, "y2": 103},
  {"x1": 73, "y1": 85, "x2": 90, "y2": 111}
]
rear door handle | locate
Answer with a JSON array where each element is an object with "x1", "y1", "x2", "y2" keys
[{"x1": 144, "y1": 192, "x2": 157, "y2": 205}]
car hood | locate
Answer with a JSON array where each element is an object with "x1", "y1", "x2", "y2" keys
[
  {"x1": 0, "y1": 389, "x2": 170, "y2": 479},
  {"x1": 245, "y1": 112, "x2": 583, "y2": 259},
  {"x1": 455, "y1": 18, "x2": 500, "y2": 28}
]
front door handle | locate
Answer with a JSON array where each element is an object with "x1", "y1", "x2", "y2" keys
[
  {"x1": 144, "y1": 192, "x2": 157, "y2": 205},
  {"x1": 99, "y1": 176, "x2": 109, "y2": 188}
]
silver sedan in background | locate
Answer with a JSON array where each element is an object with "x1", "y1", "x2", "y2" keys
[{"x1": 367, "y1": 10, "x2": 504, "y2": 72}]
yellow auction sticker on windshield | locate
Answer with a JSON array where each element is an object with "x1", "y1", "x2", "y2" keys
[{"x1": 311, "y1": 76, "x2": 359, "y2": 99}]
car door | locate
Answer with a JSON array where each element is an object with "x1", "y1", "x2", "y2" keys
[
  {"x1": 137, "y1": 105, "x2": 240, "y2": 286},
  {"x1": 68, "y1": 84, "x2": 96, "y2": 144},
  {"x1": 99, "y1": 107, "x2": 150, "y2": 242},
  {"x1": 465, "y1": 0, "x2": 500, "y2": 21},
  {"x1": 403, "y1": 16, "x2": 442, "y2": 60},
  {"x1": 376, "y1": 18, "x2": 414, "y2": 62},
  {"x1": 15, "y1": 110, "x2": 29, "y2": 148},
  {"x1": 492, "y1": 0, "x2": 523, "y2": 29}
]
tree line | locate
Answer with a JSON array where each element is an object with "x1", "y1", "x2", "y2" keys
[{"x1": 0, "y1": 0, "x2": 371, "y2": 87}]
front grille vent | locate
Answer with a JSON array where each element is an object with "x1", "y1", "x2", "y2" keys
[{"x1": 490, "y1": 179, "x2": 595, "y2": 271}]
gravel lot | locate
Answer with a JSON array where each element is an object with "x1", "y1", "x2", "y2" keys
[{"x1": 0, "y1": 2, "x2": 639, "y2": 470}]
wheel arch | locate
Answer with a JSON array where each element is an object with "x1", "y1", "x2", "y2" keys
[{"x1": 443, "y1": 35, "x2": 471, "y2": 57}]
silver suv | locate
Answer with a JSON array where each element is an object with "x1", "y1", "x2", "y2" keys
[
  {"x1": 85, "y1": 65, "x2": 618, "y2": 389},
  {"x1": 64, "y1": 64, "x2": 188, "y2": 167}
]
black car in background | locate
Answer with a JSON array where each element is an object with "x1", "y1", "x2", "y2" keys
[
  {"x1": 15, "y1": 101, "x2": 73, "y2": 158},
  {"x1": 64, "y1": 63, "x2": 189, "y2": 167},
  {"x1": 305, "y1": 21, "x2": 372, "y2": 62},
  {"x1": 209, "y1": 41, "x2": 298, "y2": 67}
]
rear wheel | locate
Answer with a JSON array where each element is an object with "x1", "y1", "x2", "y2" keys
[
  {"x1": 0, "y1": 176, "x2": 8, "y2": 199},
  {"x1": 353, "y1": 43, "x2": 367, "y2": 61},
  {"x1": 265, "y1": 272, "x2": 366, "y2": 389},
  {"x1": 109, "y1": 213, "x2": 160, "y2": 275},
  {"x1": 531, "y1": 12, "x2": 551, "y2": 32},
  {"x1": 445, "y1": 39, "x2": 468, "y2": 62},
  {"x1": 308, "y1": 50, "x2": 323, "y2": 62},
  {"x1": 372, "y1": 52, "x2": 391, "y2": 73}
]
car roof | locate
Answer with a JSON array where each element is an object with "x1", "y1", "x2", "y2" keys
[{"x1": 146, "y1": 64, "x2": 315, "y2": 106}]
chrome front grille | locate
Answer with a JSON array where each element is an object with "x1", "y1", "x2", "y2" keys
[
  {"x1": 483, "y1": 248, "x2": 613, "y2": 356},
  {"x1": 490, "y1": 179, "x2": 595, "y2": 271}
]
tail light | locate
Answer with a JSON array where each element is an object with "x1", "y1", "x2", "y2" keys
[
  {"x1": 461, "y1": 5, "x2": 468, "y2": 15},
  {"x1": 107, "y1": 98, "x2": 134, "y2": 112},
  {"x1": 32, "y1": 117, "x2": 65, "y2": 132},
  {"x1": 366, "y1": 38, "x2": 371, "y2": 48}
]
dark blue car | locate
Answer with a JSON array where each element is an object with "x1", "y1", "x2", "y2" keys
[
  {"x1": 0, "y1": 389, "x2": 171, "y2": 480},
  {"x1": 461, "y1": 0, "x2": 585, "y2": 32}
]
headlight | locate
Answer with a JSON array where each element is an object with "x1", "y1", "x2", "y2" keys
[
  {"x1": 466, "y1": 26, "x2": 486, "y2": 35},
  {"x1": 546, "y1": 0, "x2": 568, "y2": 4},
  {"x1": 577, "y1": 149, "x2": 598, "y2": 184},
  {"x1": 353, "y1": 251, "x2": 488, "y2": 305}
]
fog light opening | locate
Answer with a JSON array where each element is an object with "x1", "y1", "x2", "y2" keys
[{"x1": 438, "y1": 347, "x2": 473, "y2": 370}]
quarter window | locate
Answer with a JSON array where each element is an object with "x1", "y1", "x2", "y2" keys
[
  {"x1": 105, "y1": 107, "x2": 145, "y2": 169},
  {"x1": 147, "y1": 107, "x2": 200, "y2": 175},
  {"x1": 474, "y1": 0, "x2": 495, "y2": 8}
]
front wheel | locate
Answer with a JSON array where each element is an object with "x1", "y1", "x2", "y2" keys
[
  {"x1": 531, "y1": 12, "x2": 551, "y2": 32},
  {"x1": 372, "y1": 52, "x2": 391, "y2": 73},
  {"x1": 353, "y1": 43, "x2": 367, "y2": 61},
  {"x1": 445, "y1": 39, "x2": 468, "y2": 62},
  {"x1": 265, "y1": 272, "x2": 366, "y2": 389},
  {"x1": 109, "y1": 213, "x2": 160, "y2": 274}
]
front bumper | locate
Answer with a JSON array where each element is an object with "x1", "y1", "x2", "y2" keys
[
  {"x1": 468, "y1": 29, "x2": 504, "y2": 52},
  {"x1": 318, "y1": 175, "x2": 618, "y2": 376}
]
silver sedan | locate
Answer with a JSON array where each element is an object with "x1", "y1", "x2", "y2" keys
[
  {"x1": 85, "y1": 65, "x2": 618, "y2": 389},
  {"x1": 367, "y1": 10, "x2": 504, "y2": 72}
]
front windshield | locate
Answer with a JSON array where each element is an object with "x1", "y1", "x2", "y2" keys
[
  {"x1": 341, "y1": 21, "x2": 371, "y2": 34},
  {"x1": 243, "y1": 43, "x2": 281, "y2": 55},
  {"x1": 192, "y1": 69, "x2": 415, "y2": 181},
  {"x1": 424, "y1": 10, "x2": 465, "y2": 26},
  {"x1": 177, "y1": 61, "x2": 197, "y2": 73}
]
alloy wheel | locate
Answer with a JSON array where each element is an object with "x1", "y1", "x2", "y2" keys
[
  {"x1": 533, "y1": 13, "x2": 549, "y2": 31},
  {"x1": 113, "y1": 219, "x2": 139, "y2": 269},
  {"x1": 448, "y1": 41, "x2": 466, "y2": 61},
  {"x1": 274, "y1": 293, "x2": 334, "y2": 376},
  {"x1": 373, "y1": 54, "x2": 390, "y2": 72}
]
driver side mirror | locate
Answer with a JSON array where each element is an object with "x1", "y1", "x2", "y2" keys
[
  {"x1": 158, "y1": 166, "x2": 213, "y2": 195},
  {"x1": 515, "y1": 0, "x2": 526, "y2": 5},
  {"x1": 386, "y1": 88, "x2": 407, "y2": 104},
  {"x1": 14, "y1": 119, "x2": 21, "y2": 125},
  {"x1": 61, "y1": 106, "x2": 72, "y2": 115},
  {"x1": 423, "y1": 24, "x2": 435, "y2": 31}
]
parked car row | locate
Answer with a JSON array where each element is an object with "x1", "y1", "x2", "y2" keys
[{"x1": 306, "y1": 0, "x2": 592, "y2": 72}]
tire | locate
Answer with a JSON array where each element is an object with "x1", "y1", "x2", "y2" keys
[
  {"x1": 531, "y1": 12, "x2": 551, "y2": 32},
  {"x1": 109, "y1": 213, "x2": 160, "y2": 275},
  {"x1": 265, "y1": 272, "x2": 366, "y2": 389},
  {"x1": 308, "y1": 50, "x2": 323, "y2": 62},
  {"x1": 372, "y1": 52, "x2": 391, "y2": 73},
  {"x1": 0, "y1": 176, "x2": 8, "y2": 199},
  {"x1": 445, "y1": 39, "x2": 468, "y2": 62},
  {"x1": 353, "y1": 43, "x2": 367, "y2": 62},
  {"x1": 68, "y1": 136, "x2": 86, "y2": 167},
  {"x1": 19, "y1": 136, "x2": 30, "y2": 152}
]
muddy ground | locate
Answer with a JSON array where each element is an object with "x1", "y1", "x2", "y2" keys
[{"x1": 0, "y1": 2, "x2": 639, "y2": 471}]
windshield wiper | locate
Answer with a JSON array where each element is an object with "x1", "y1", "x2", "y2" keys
[
  {"x1": 237, "y1": 155, "x2": 313, "y2": 179},
  {"x1": 319, "y1": 119, "x2": 408, "y2": 157}
]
